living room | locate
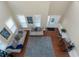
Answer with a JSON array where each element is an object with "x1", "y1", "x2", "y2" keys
[{"x1": 0, "y1": 1, "x2": 79, "y2": 57}]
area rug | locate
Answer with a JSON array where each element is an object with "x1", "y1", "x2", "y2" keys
[{"x1": 24, "y1": 36, "x2": 55, "y2": 57}]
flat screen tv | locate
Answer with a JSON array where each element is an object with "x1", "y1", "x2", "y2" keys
[{"x1": 0, "y1": 28, "x2": 10, "y2": 39}]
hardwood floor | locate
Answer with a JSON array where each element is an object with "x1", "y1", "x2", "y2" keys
[{"x1": 44, "y1": 28, "x2": 69, "y2": 57}]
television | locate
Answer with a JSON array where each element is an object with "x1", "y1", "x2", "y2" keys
[{"x1": 0, "y1": 28, "x2": 10, "y2": 39}]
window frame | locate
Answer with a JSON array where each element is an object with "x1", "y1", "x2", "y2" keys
[
  {"x1": 17, "y1": 15, "x2": 27, "y2": 28},
  {"x1": 33, "y1": 15, "x2": 41, "y2": 27},
  {"x1": 5, "y1": 18, "x2": 17, "y2": 33}
]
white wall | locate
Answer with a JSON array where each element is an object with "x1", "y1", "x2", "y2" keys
[
  {"x1": 61, "y1": 2, "x2": 79, "y2": 56},
  {"x1": 7, "y1": 1, "x2": 71, "y2": 28},
  {"x1": 7, "y1": 1, "x2": 50, "y2": 28},
  {"x1": 0, "y1": 2, "x2": 16, "y2": 50},
  {"x1": 48, "y1": 1, "x2": 70, "y2": 15}
]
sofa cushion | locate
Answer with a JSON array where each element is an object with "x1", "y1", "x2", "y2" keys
[
  {"x1": 17, "y1": 31, "x2": 26, "y2": 45},
  {"x1": 14, "y1": 32, "x2": 23, "y2": 41},
  {"x1": 12, "y1": 40, "x2": 18, "y2": 48},
  {"x1": 16, "y1": 44, "x2": 23, "y2": 49},
  {"x1": 6, "y1": 46, "x2": 14, "y2": 49}
]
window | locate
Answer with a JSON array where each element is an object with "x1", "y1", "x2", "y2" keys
[
  {"x1": 47, "y1": 16, "x2": 56, "y2": 25},
  {"x1": 5, "y1": 18, "x2": 17, "y2": 33},
  {"x1": 47, "y1": 15, "x2": 61, "y2": 27},
  {"x1": 33, "y1": 15, "x2": 41, "y2": 27},
  {"x1": 17, "y1": 15, "x2": 27, "y2": 28}
]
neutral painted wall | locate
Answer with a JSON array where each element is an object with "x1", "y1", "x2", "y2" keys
[
  {"x1": 60, "y1": 2, "x2": 79, "y2": 56},
  {"x1": 0, "y1": 2, "x2": 16, "y2": 50},
  {"x1": 48, "y1": 1, "x2": 70, "y2": 15},
  {"x1": 7, "y1": 1, "x2": 71, "y2": 28},
  {"x1": 7, "y1": 1, "x2": 50, "y2": 28}
]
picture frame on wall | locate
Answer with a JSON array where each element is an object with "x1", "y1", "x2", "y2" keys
[
  {"x1": 27, "y1": 16, "x2": 33, "y2": 24},
  {"x1": 0, "y1": 28, "x2": 10, "y2": 39}
]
